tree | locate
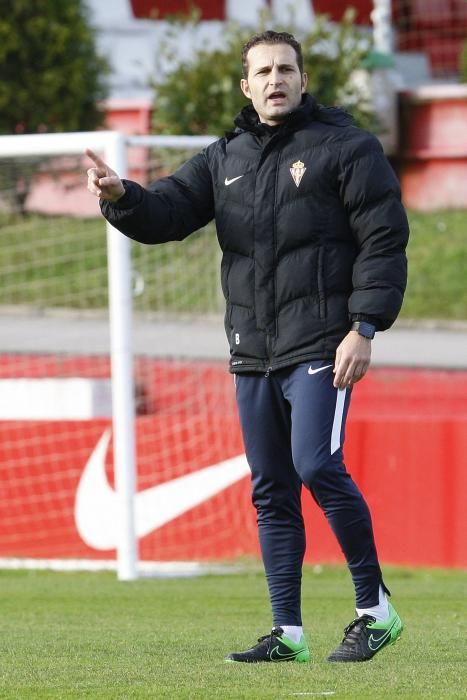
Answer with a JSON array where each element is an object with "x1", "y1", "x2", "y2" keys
[
  {"x1": 152, "y1": 8, "x2": 376, "y2": 137},
  {"x1": 0, "y1": 0, "x2": 108, "y2": 135}
]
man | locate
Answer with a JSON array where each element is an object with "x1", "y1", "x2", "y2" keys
[{"x1": 87, "y1": 30, "x2": 408, "y2": 664}]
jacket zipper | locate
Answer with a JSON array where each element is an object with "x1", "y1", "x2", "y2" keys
[
  {"x1": 265, "y1": 142, "x2": 282, "y2": 379},
  {"x1": 257, "y1": 132, "x2": 284, "y2": 379}
]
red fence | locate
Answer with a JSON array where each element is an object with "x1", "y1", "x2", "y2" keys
[
  {"x1": 394, "y1": 0, "x2": 467, "y2": 76},
  {"x1": 1, "y1": 356, "x2": 466, "y2": 568}
]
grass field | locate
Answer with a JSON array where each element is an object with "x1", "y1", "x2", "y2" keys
[
  {"x1": 1, "y1": 209, "x2": 466, "y2": 320},
  {"x1": 1, "y1": 565, "x2": 466, "y2": 699}
]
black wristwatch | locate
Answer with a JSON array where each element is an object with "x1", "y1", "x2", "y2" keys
[{"x1": 351, "y1": 321, "x2": 376, "y2": 339}]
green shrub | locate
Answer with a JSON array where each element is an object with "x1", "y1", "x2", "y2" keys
[
  {"x1": 0, "y1": 1, "x2": 109, "y2": 214},
  {"x1": 152, "y1": 8, "x2": 375, "y2": 136},
  {"x1": 0, "y1": 0, "x2": 108, "y2": 135}
]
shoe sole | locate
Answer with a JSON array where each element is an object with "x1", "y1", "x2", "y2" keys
[{"x1": 225, "y1": 650, "x2": 311, "y2": 663}]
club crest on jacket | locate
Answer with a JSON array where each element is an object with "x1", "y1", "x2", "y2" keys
[{"x1": 290, "y1": 160, "x2": 306, "y2": 187}]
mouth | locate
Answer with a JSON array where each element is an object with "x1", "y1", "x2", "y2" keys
[{"x1": 268, "y1": 91, "x2": 287, "y2": 102}]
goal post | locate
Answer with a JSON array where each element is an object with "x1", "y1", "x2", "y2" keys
[{"x1": 105, "y1": 134, "x2": 136, "y2": 582}]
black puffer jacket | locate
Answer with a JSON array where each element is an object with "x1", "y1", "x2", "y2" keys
[{"x1": 101, "y1": 94, "x2": 409, "y2": 373}]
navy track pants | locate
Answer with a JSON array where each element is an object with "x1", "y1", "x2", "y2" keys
[{"x1": 235, "y1": 361, "x2": 384, "y2": 626}]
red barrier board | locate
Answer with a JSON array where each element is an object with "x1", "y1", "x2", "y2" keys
[{"x1": 0, "y1": 357, "x2": 466, "y2": 567}]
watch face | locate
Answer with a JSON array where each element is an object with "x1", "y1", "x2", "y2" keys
[
  {"x1": 360, "y1": 323, "x2": 375, "y2": 339},
  {"x1": 352, "y1": 322, "x2": 375, "y2": 339}
]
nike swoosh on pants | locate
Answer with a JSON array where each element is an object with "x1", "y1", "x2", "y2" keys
[
  {"x1": 74, "y1": 429, "x2": 250, "y2": 550},
  {"x1": 308, "y1": 364, "x2": 333, "y2": 375}
]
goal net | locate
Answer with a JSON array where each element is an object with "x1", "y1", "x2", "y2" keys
[
  {"x1": 0, "y1": 132, "x2": 255, "y2": 579},
  {"x1": 2, "y1": 130, "x2": 466, "y2": 578}
]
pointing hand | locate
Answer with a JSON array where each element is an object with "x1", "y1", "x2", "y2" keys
[{"x1": 86, "y1": 148, "x2": 125, "y2": 202}]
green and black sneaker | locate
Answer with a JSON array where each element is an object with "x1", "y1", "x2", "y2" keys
[
  {"x1": 226, "y1": 627, "x2": 311, "y2": 663},
  {"x1": 326, "y1": 603, "x2": 403, "y2": 662}
]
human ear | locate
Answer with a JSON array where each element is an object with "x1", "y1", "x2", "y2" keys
[
  {"x1": 240, "y1": 78, "x2": 251, "y2": 99},
  {"x1": 301, "y1": 72, "x2": 308, "y2": 93}
]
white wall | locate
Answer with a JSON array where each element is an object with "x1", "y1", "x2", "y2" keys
[{"x1": 84, "y1": 0, "x2": 315, "y2": 99}]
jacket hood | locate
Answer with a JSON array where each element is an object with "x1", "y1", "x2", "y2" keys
[{"x1": 228, "y1": 93, "x2": 353, "y2": 139}]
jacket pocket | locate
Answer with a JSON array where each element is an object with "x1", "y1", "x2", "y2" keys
[
  {"x1": 224, "y1": 300, "x2": 233, "y2": 337},
  {"x1": 220, "y1": 253, "x2": 232, "y2": 299}
]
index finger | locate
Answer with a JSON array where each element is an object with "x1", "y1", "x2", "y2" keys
[
  {"x1": 333, "y1": 356, "x2": 349, "y2": 389},
  {"x1": 85, "y1": 148, "x2": 107, "y2": 170}
]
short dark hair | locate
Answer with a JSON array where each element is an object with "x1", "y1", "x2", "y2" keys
[{"x1": 241, "y1": 31, "x2": 304, "y2": 79}]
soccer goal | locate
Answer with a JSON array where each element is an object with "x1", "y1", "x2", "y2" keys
[{"x1": 0, "y1": 131, "x2": 253, "y2": 580}]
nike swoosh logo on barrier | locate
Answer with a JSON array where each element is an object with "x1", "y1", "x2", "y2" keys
[
  {"x1": 74, "y1": 429, "x2": 250, "y2": 550},
  {"x1": 308, "y1": 364, "x2": 333, "y2": 375},
  {"x1": 224, "y1": 175, "x2": 244, "y2": 186}
]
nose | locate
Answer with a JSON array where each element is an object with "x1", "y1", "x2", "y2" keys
[{"x1": 269, "y1": 67, "x2": 283, "y2": 86}]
